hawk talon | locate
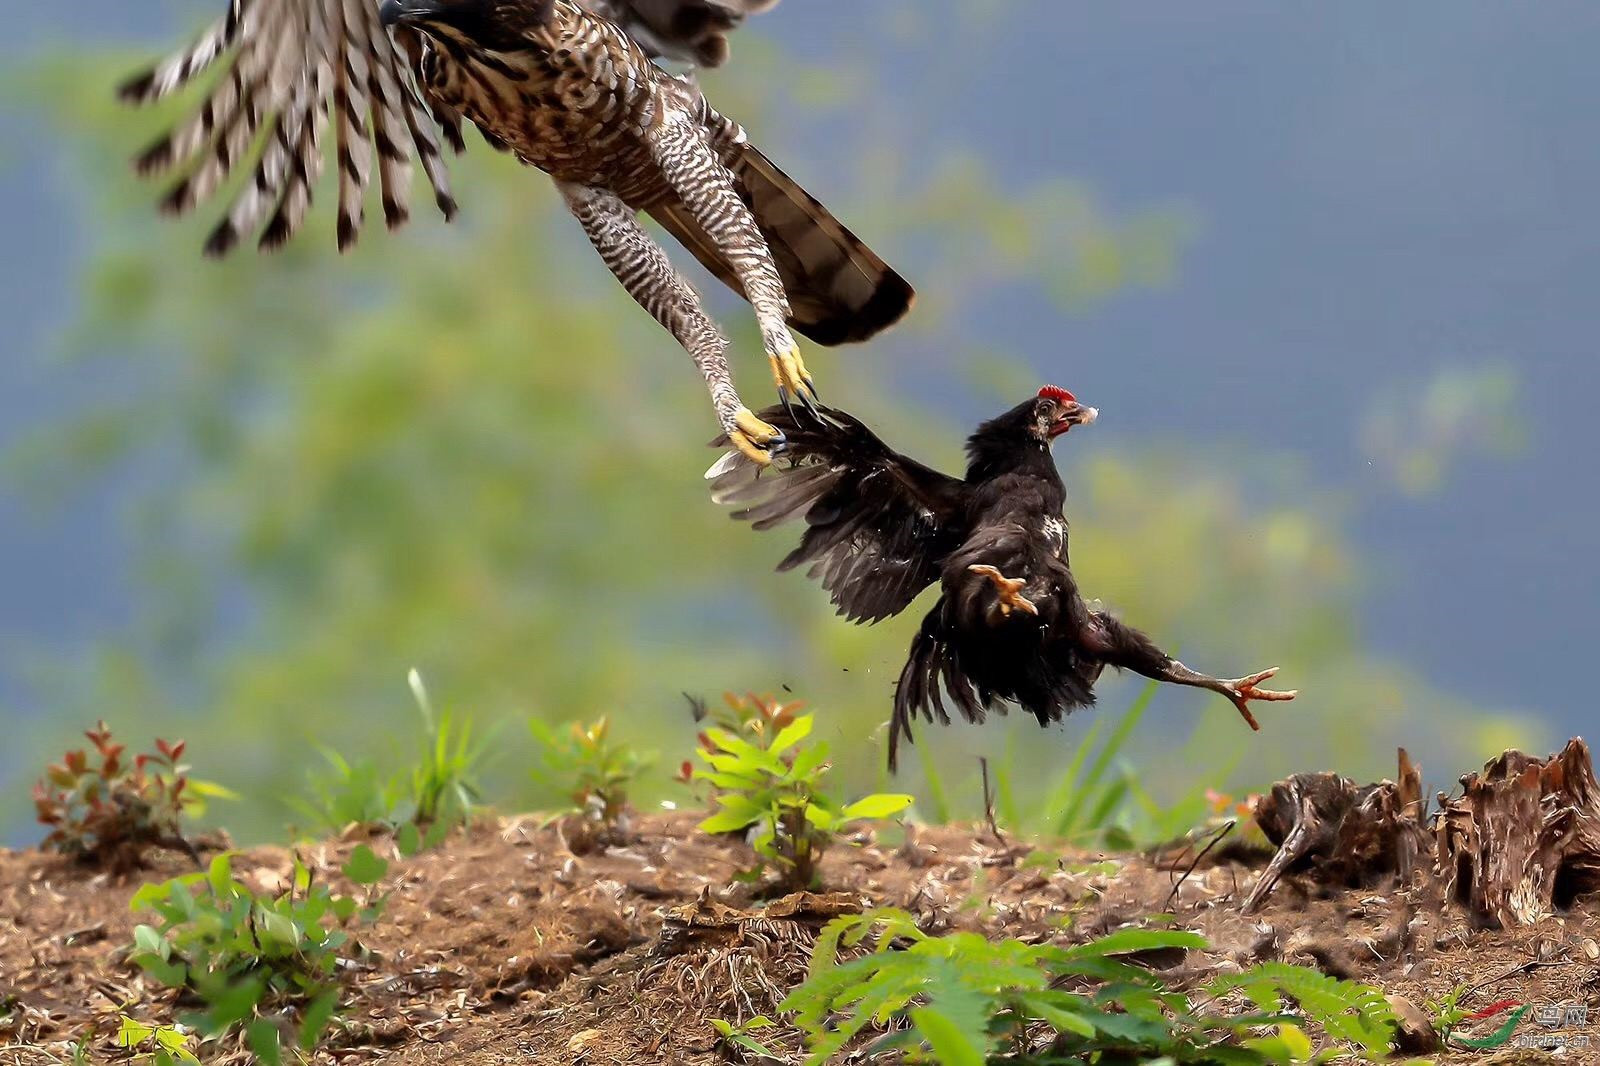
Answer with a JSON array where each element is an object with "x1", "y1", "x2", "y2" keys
[
  {"x1": 796, "y1": 384, "x2": 821, "y2": 421},
  {"x1": 728, "y1": 407, "x2": 786, "y2": 466},
  {"x1": 769, "y1": 343, "x2": 818, "y2": 415},
  {"x1": 969, "y1": 564, "x2": 1039, "y2": 618},
  {"x1": 778, "y1": 382, "x2": 821, "y2": 423}
]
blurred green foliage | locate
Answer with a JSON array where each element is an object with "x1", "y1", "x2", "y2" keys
[
  {"x1": 1359, "y1": 364, "x2": 1526, "y2": 496},
  {"x1": 1, "y1": 35, "x2": 1542, "y2": 845}
]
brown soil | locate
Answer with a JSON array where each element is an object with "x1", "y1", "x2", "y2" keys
[{"x1": 2, "y1": 813, "x2": 1596, "y2": 1065}]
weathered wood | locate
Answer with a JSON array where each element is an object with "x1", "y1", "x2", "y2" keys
[
  {"x1": 1434, "y1": 738, "x2": 1600, "y2": 928},
  {"x1": 1244, "y1": 749, "x2": 1428, "y2": 914}
]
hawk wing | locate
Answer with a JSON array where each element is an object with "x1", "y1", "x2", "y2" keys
[
  {"x1": 118, "y1": 0, "x2": 468, "y2": 256},
  {"x1": 708, "y1": 405, "x2": 970, "y2": 623},
  {"x1": 582, "y1": 0, "x2": 781, "y2": 66}
]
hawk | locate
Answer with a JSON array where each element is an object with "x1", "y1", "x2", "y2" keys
[
  {"x1": 707, "y1": 390, "x2": 1297, "y2": 770},
  {"x1": 118, "y1": 0, "x2": 915, "y2": 463}
]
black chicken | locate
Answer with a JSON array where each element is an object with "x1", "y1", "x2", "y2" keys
[{"x1": 707, "y1": 387, "x2": 1296, "y2": 770}]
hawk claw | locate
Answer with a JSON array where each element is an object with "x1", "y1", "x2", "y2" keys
[
  {"x1": 1218, "y1": 667, "x2": 1297, "y2": 731},
  {"x1": 728, "y1": 407, "x2": 786, "y2": 466},
  {"x1": 770, "y1": 344, "x2": 819, "y2": 420},
  {"x1": 797, "y1": 385, "x2": 821, "y2": 420},
  {"x1": 781, "y1": 383, "x2": 820, "y2": 422},
  {"x1": 969, "y1": 564, "x2": 1039, "y2": 619}
]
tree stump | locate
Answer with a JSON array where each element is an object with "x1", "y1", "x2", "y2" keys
[
  {"x1": 1434, "y1": 738, "x2": 1600, "y2": 927},
  {"x1": 1243, "y1": 749, "x2": 1428, "y2": 914}
]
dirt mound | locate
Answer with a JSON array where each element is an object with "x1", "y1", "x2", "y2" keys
[{"x1": 2, "y1": 811, "x2": 1596, "y2": 1064}]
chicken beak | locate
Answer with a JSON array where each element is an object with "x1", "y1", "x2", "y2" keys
[{"x1": 1049, "y1": 402, "x2": 1099, "y2": 437}]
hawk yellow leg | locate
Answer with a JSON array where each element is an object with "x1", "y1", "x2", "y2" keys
[{"x1": 969, "y1": 564, "x2": 1039, "y2": 618}]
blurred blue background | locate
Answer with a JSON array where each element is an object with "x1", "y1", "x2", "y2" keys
[{"x1": 2, "y1": 0, "x2": 1593, "y2": 845}]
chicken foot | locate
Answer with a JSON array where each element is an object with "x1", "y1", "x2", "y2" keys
[{"x1": 968, "y1": 564, "x2": 1039, "y2": 620}]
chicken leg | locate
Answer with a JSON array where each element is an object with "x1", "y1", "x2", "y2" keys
[{"x1": 1082, "y1": 611, "x2": 1296, "y2": 730}]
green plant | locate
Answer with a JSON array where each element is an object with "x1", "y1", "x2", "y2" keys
[
  {"x1": 290, "y1": 670, "x2": 492, "y2": 852},
  {"x1": 529, "y1": 715, "x2": 652, "y2": 834},
  {"x1": 1012, "y1": 679, "x2": 1248, "y2": 849},
  {"x1": 33, "y1": 723, "x2": 235, "y2": 872},
  {"x1": 116, "y1": 1017, "x2": 200, "y2": 1065},
  {"x1": 1206, "y1": 962, "x2": 1401, "y2": 1059},
  {"x1": 1425, "y1": 982, "x2": 1472, "y2": 1045},
  {"x1": 710, "y1": 1016, "x2": 782, "y2": 1059},
  {"x1": 404, "y1": 670, "x2": 492, "y2": 827},
  {"x1": 782, "y1": 909, "x2": 1402, "y2": 1065},
  {"x1": 1040, "y1": 680, "x2": 1158, "y2": 845},
  {"x1": 292, "y1": 747, "x2": 407, "y2": 831},
  {"x1": 689, "y1": 691, "x2": 806, "y2": 746},
  {"x1": 127, "y1": 847, "x2": 389, "y2": 1063},
  {"x1": 916, "y1": 741, "x2": 954, "y2": 824},
  {"x1": 690, "y1": 696, "x2": 912, "y2": 891}
]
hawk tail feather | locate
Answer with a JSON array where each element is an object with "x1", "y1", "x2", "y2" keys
[{"x1": 649, "y1": 144, "x2": 914, "y2": 347}]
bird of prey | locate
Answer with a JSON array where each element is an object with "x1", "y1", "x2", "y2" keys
[
  {"x1": 117, "y1": 0, "x2": 914, "y2": 463},
  {"x1": 707, "y1": 388, "x2": 1298, "y2": 769}
]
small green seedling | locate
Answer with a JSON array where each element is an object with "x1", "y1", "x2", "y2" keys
[
  {"x1": 404, "y1": 669, "x2": 491, "y2": 828},
  {"x1": 117, "y1": 1017, "x2": 200, "y2": 1065},
  {"x1": 710, "y1": 1016, "x2": 782, "y2": 1059},
  {"x1": 127, "y1": 847, "x2": 389, "y2": 1063},
  {"x1": 1426, "y1": 981, "x2": 1473, "y2": 1045},
  {"x1": 529, "y1": 715, "x2": 651, "y2": 836},
  {"x1": 691, "y1": 698, "x2": 911, "y2": 892},
  {"x1": 33, "y1": 722, "x2": 235, "y2": 872}
]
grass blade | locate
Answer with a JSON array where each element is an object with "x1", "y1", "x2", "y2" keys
[
  {"x1": 920, "y1": 751, "x2": 952, "y2": 825},
  {"x1": 1057, "y1": 679, "x2": 1157, "y2": 838}
]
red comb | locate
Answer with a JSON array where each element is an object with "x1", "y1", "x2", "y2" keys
[{"x1": 1038, "y1": 385, "x2": 1077, "y2": 404}]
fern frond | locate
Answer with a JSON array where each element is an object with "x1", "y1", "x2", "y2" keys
[{"x1": 1207, "y1": 962, "x2": 1398, "y2": 1058}]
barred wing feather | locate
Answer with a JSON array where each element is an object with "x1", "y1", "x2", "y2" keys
[{"x1": 119, "y1": 0, "x2": 459, "y2": 256}]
